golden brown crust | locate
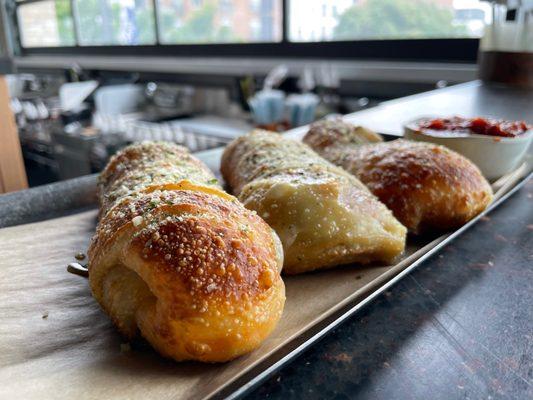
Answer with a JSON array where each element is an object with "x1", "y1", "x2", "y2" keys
[
  {"x1": 221, "y1": 132, "x2": 332, "y2": 194},
  {"x1": 221, "y1": 130, "x2": 407, "y2": 274},
  {"x1": 304, "y1": 120, "x2": 493, "y2": 233},
  {"x1": 98, "y1": 141, "x2": 217, "y2": 214},
  {"x1": 304, "y1": 118, "x2": 383, "y2": 150},
  {"x1": 89, "y1": 141, "x2": 285, "y2": 362}
]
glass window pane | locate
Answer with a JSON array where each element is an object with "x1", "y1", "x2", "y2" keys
[
  {"x1": 157, "y1": 0, "x2": 282, "y2": 44},
  {"x1": 74, "y1": 0, "x2": 156, "y2": 45},
  {"x1": 0, "y1": 30, "x2": 6, "y2": 56},
  {"x1": 17, "y1": 0, "x2": 76, "y2": 48},
  {"x1": 289, "y1": 0, "x2": 491, "y2": 42}
]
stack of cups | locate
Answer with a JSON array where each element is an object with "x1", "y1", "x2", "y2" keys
[
  {"x1": 248, "y1": 90, "x2": 319, "y2": 128},
  {"x1": 285, "y1": 93, "x2": 320, "y2": 128},
  {"x1": 248, "y1": 89, "x2": 286, "y2": 125}
]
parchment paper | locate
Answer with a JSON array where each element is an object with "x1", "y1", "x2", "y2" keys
[{"x1": 0, "y1": 154, "x2": 528, "y2": 400}]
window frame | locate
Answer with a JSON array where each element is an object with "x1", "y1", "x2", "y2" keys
[
  {"x1": 15, "y1": 0, "x2": 77, "y2": 48},
  {"x1": 9, "y1": 0, "x2": 480, "y2": 63}
]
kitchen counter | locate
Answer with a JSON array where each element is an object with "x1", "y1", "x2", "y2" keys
[{"x1": 0, "y1": 81, "x2": 531, "y2": 400}]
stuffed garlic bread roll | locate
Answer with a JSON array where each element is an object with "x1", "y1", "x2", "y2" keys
[
  {"x1": 304, "y1": 119, "x2": 493, "y2": 234},
  {"x1": 221, "y1": 130, "x2": 406, "y2": 274},
  {"x1": 97, "y1": 141, "x2": 217, "y2": 215},
  {"x1": 89, "y1": 142, "x2": 285, "y2": 363}
]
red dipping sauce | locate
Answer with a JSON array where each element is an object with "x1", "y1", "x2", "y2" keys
[{"x1": 419, "y1": 116, "x2": 531, "y2": 138}]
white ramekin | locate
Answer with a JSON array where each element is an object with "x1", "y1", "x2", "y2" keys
[{"x1": 404, "y1": 117, "x2": 532, "y2": 181}]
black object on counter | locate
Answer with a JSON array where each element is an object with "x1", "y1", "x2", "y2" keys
[{"x1": 0, "y1": 174, "x2": 97, "y2": 228}]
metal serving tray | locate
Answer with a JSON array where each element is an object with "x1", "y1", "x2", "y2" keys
[{"x1": 0, "y1": 133, "x2": 530, "y2": 400}]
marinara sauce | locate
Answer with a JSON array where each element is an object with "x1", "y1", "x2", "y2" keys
[{"x1": 419, "y1": 116, "x2": 531, "y2": 138}]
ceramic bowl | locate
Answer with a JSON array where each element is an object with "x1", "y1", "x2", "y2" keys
[{"x1": 404, "y1": 117, "x2": 532, "y2": 181}]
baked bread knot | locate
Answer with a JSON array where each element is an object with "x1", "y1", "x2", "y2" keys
[
  {"x1": 304, "y1": 117, "x2": 383, "y2": 150},
  {"x1": 98, "y1": 141, "x2": 216, "y2": 215},
  {"x1": 89, "y1": 142, "x2": 285, "y2": 362},
  {"x1": 305, "y1": 120, "x2": 493, "y2": 233},
  {"x1": 221, "y1": 130, "x2": 406, "y2": 274}
]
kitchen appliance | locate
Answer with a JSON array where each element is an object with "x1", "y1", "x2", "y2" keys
[{"x1": 479, "y1": 0, "x2": 533, "y2": 87}]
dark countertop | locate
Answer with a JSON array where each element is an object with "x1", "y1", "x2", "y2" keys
[
  {"x1": 0, "y1": 81, "x2": 531, "y2": 399},
  {"x1": 245, "y1": 178, "x2": 532, "y2": 400},
  {"x1": 243, "y1": 81, "x2": 533, "y2": 400}
]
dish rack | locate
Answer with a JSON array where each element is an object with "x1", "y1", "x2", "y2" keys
[{"x1": 93, "y1": 113, "x2": 231, "y2": 153}]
